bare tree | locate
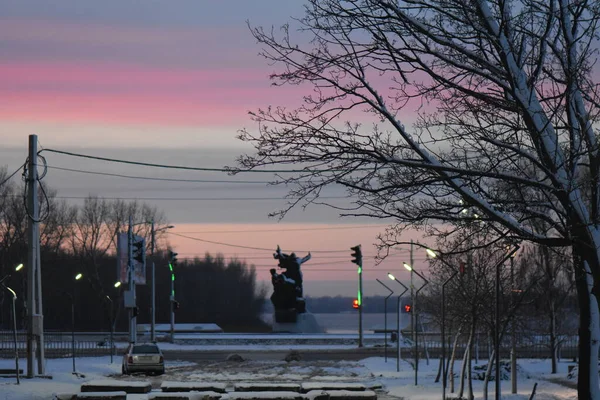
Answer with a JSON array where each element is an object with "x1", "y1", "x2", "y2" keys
[
  {"x1": 520, "y1": 244, "x2": 575, "y2": 373},
  {"x1": 236, "y1": 1, "x2": 600, "y2": 396}
]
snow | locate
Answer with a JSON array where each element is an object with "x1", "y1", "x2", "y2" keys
[{"x1": 0, "y1": 352, "x2": 579, "y2": 399}]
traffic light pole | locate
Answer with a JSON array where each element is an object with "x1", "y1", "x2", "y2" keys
[
  {"x1": 128, "y1": 216, "x2": 136, "y2": 344},
  {"x1": 351, "y1": 245, "x2": 363, "y2": 348},
  {"x1": 170, "y1": 267, "x2": 175, "y2": 344},
  {"x1": 359, "y1": 262, "x2": 363, "y2": 348},
  {"x1": 151, "y1": 220, "x2": 156, "y2": 343}
]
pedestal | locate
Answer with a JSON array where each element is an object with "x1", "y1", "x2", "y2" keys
[{"x1": 271, "y1": 312, "x2": 325, "y2": 333}]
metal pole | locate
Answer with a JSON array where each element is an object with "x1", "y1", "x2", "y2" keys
[
  {"x1": 12, "y1": 295, "x2": 19, "y2": 384},
  {"x1": 442, "y1": 282, "x2": 446, "y2": 400},
  {"x1": 384, "y1": 296, "x2": 388, "y2": 361},
  {"x1": 410, "y1": 241, "x2": 417, "y2": 385},
  {"x1": 510, "y1": 255, "x2": 517, "y2": 394},
  {"x1": 71, "y1": 296, "x2": 76, "y2": 374},
  {"x1": 151, "y1": 220, "x2": 156, "y2": 343},
  {"x1": 128, "y1": 216, "x2": 136, "y2": 344},
  {"x1": 170, "y1": 270, "x2": 175, "y2": 343},
  {"x1": 376, "y1": 279, "x2": 393, "y2": 362},
  {"x1": 441, "y1": 271, "x2": 457, "y2": 400},
  {"x1": 495, "y1": 259, "x2": 501, "y2": 400},
  {"x1": 358, "y1": 263, "x2": 363, "y2": 348},
  {"x1": 389, "y1": 276, "x2": 408, "y2": 373},
  {"x1": 26, "y1": 135, "x2": 37, "y2": 378},
  {"x1": 106, "y1": 295, "x2": 113, "y2": 364},
  {"x1": 397, "y1": 296, "x2": 401, "y2": 372}
]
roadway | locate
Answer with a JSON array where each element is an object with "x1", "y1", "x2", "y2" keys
[{"x1": 162, "y1": 347, "x2": 388, "y2": 362}]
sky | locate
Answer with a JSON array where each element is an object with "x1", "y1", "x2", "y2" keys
[{"x1": 0, "y1": 1, "x2": 431, "y2": 296}]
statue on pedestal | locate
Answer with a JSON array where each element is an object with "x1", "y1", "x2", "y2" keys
[{"x1": 270, "y1": 245, "x2": 311, "y2": 322}]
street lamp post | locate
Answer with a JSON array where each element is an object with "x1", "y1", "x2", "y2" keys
[
  {"x1": 71, "y1": 273, "x2": 83, "y2": 376},
  {"x1": 0, "y1": 277, "x2": 19, "y2": 385},
  {"x1": 403, "y1": 262, "x2": 429, "y2": 386},
  {"x1": 105, "y1": 294, "x2": 114, "y2": 364},
  {"x1": 388, "y1": 273, "x2": 408, "y2": 372},
  {"x1": 375, "y1": 279, "x2": 394, "y2": 362},
  {"x1": 426, "y1": 248, "x2": 458, "y2": 400},
  {"x1": 112, "y1": 281, "x2": 121, "y2": 361}
]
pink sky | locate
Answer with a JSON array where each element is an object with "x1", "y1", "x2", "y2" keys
[{"x1": 0, "y1": 1, "x2": 430, "y2": 295}]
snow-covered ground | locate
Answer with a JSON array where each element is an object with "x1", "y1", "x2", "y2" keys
[{"x1": 0, "y1": 352, "x2": 577, "y2": 399}]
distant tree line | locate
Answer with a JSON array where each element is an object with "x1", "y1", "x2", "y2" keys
[{"x1": 0, "y1": 167, "x2": 268, "y2": 332}]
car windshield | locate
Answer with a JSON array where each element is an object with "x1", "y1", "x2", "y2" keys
[{"x1": 132, "y1": 345, "x2": 160, "y2": 354}]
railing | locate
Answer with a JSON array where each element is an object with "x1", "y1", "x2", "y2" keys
[
  {"x1": 0, "y1": 332, "x2": 116, "y2": 358},
  {"x1": 401, "y1": 331, "x2": 579, "y2": 360}
]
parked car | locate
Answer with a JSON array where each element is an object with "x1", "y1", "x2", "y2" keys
[{"x1": 121, "y1": 343, "x2": 165, "y2": 375}]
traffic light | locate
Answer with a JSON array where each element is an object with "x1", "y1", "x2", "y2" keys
[
  {"x1": 172, "y1": 300, "x2": 180, "y2": 311},
  {"x1": 169, "y1": 250, "x2": 178, "y2": 266},
  {"x1": 403, "y1": 304, "x2": 412, "y2": 313},
  {"x1": 132, "y1": 238, "x2": 146, "y2": 264},
  {"x1": 351, "y1": 245, "x2": 362, "y2": 266},
  {"x1": 352, "y1": 299, "x2": 359, "y2": 309}
]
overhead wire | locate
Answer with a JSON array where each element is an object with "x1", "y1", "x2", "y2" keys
[
  {"x1": 45, "y1": 165, "x2": 274, "y2": 184},
  {"x1": 0, "y1": 163, "x2": 26, "y2": 187},
  {"x1": 25, "y1": 195, "x2": 349, "y2": 201},
  {"x1": 171, "y1": 232, "x2": 353, "y2": 253},
  {"x1": 39, "y1": 148, "x2": 359, "y2": 174}
]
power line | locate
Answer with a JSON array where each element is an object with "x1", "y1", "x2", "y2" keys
[
  {"x1": 171, "y1": 232, "x2": 351, "y2": 253},
  {"x1": 33, "y1": 195, "x2": 348, "y2": 201},
  {"x1": 0, "y1": 163, "x2": 26, "y2": 187},
  {"x1": 176, "y1": 224, "x2": 390, "y2": 234},
  {"x1": 40, "y1": 148, "x2": 343, "y2": 174},
  {"x1": 45, "y1": 165, "x2": 273, "y2": 184}
]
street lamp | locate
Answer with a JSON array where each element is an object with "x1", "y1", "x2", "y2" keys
[
  {"x1": 425, "y1": 248, "x2": 457, "y2": 400},
  {"x1": 71, "y1": 272, "x2": 83, "y2": 376},
  {"x1": 15, "y1": 264, "x2": 23, "y2": 272},
  {"x1": 150, "y1": 221, "x2": 175, "y2": 342},
  {"x1": 375, "y1": 278, "x2": 394, "y2": 362},
  {"x1": 403, "y1": 262, "x2": 429, "y2": 385},
  {"x1": 114, "y1": 281, "x2": 121, "y2": 288},
  {"x1": 0, "y1": 277, "x2": 19, "y2": 385},
  {"x1": 388, "y1": 273, "x2": 408, "y2": 372}
]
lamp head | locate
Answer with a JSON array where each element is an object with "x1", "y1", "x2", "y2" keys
[
  {"x1": 114, "y1": 281, "x2": 121, "y2": 288},
  {"x1": 75, "y1": 273, "x2": 83, "y2": 280},
  {"x1": 15, "y1": 263, "x2": 23, "y2": 271},
  {"x1": 403, "y1": 262, "x2": 412, "y2": 271},
  {"x1": 425, "y1": 249, "x2": 437, "y2": 258},
  {"x1": 387, "y1": 273, "x2": 395, "y2": 281}
]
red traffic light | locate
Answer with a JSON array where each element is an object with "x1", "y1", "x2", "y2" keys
[
  {"x1": 352, "y1": 299, "x2": 359, "y2": 309},
  {"x1": 404, "y1": 304, "x2": 412, "y2": 313}
]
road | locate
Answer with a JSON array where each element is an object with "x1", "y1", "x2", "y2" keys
[{"x1": 163, "y1": 347, "x2": 388, "y2": 362}]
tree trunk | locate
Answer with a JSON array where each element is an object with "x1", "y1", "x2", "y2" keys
[
  {"x1": 458, "y1": 345, "x2": 468, "y2": 398},
  {"x1": 435, "y1": 355, "x2": 442, "y2": 383},
  {"x1": 459, "y1": 316, "x2": 476, "y2": 400},
  {"x1": 449, "y1": 327, "x2": 462, "y2": 394},
  {"x1": 482, "y1": 349, "x2": 495, "y2": 400},
  {"x1": 550, "y1": 301, "x2": 558, "y2": 374},
  {"x1": 574, "y1": 256, "x2": 600, "y2": 400}
]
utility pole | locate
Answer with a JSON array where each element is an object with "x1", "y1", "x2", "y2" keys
[
  {"x1": 150, "y1": 220, "x2": 156, "y2": 343},
  {"x1": 26, "y1": 134, "x2": 45, "y2": 377}
]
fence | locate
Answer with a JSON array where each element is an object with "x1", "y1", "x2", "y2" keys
[
  {"x1": 0, "y1": 331, "x2": 116, "y2": 358},
  {"x1": 405, "y1": 331, "x2": 579, "y2": 361}
]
